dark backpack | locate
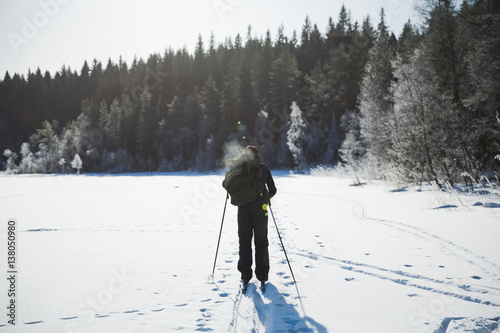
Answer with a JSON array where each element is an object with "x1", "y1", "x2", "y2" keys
[{"x1": 223, "y1": 153, "x2": 263, "y2": 206}]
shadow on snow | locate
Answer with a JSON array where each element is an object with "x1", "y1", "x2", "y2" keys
[{"x1": 251, "y1": 283, "x2": 327, "y2": 332}]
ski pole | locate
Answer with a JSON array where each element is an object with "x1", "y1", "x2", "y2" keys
[
  {"x1": 211, "y1": 192, "x2": 229, "y2": 277},
  {"x1": 268, "y1": 204, "x2": 297, "y2": 284}
]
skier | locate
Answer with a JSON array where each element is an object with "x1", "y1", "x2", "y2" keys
[{"x1": 222, "y1": 145, "x2": 277, "y2": 291}]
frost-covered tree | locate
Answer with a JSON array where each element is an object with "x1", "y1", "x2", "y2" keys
[
  {"x1": 19, "y1": 143, "x2": 37, "y2": 173},
  {"x1": 3, "y1": 149, "x2": 18, "y2": 174},
  {"x1": 287, "y1": 102, "x2": 307, "y2": 171},
  {"x1": 459, "y1": 0, "x2": 500, "y2": 172},
  {"x1": 357, "y1": 29, "x2": 397, "y2": 173},
  {"x1": 339, "y1": 110, "x2": 365, "y2": 167},
  {"x1": 71, "y1": 154, "x2": 83, "y2": 174},
  {"x1": 99, "y1": 99, "x2": 122, "y2": 152},
  {"x1": 30, "y1": 120, "x2": 61, "y2": 173},
  {"x1": 391, "y1": 48, "x2": 460, "y2": 183}
]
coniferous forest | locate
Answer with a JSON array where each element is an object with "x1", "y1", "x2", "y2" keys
[{"x1": 1, "y1": 1, "x2": 499, "y2": 184}]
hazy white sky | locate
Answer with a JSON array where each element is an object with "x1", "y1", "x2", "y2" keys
[{"x1": 0, "y1": 0, "x2": 420, "y2": 78}]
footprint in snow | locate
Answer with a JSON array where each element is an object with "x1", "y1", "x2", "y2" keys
[
  {"x1": 200, "y1": 309, "x2": 211, "y2": 319},
  {"x1": 345, "y1": 278, "x2": 355, "y2": 282},
  {"x1": 404, "y1": 264, "x2": 413, "y2": 268},
  {"x1": 151, "y1": 308, "x2": 164, "y2": 312},
  {"x1": 471, "y1": 275, "x2": 482, "y2": 280},
  {"x1": 175, "y1": 303, "x2": 188, "y2": 307}
]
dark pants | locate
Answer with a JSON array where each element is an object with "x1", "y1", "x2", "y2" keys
[{"x1": 237, "y1": 205, "x2": 269, "y2": 282}]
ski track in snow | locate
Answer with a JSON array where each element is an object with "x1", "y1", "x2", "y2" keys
[
  {"x1": 210, "y1": 239, "x2": 314, "y2": 332},
  {"x1": 364, "y1": 216, "x2": 500, "y2": 281},
  {"x1": 279, "y1": 191, "x2": 500, "y2": 311},
  {"x1": 204, "y1": 205, "x2": 319, "y2": 333}
]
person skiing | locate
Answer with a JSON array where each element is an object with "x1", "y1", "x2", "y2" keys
[{"x1": 222, "y1": 145, "x2": 277, "y2": 290}]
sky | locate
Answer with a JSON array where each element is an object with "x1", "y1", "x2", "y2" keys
[{"x1": 0, "y1": 0, "x2": 421, "y2": 78}]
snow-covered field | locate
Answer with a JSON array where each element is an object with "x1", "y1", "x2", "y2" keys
[{"x1": 0, "y1": 172, "x2": 499, "y2": 332}]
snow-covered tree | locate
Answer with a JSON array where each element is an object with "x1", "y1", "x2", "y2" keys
[
  {"x1": 391, "y1": 48, "x2": 460, "y2": 183},
  {"x1": 3, "y1": 149, "x2": 18, "y2": 174},
  {"x1": 19, "y1": 143, "x2": 37, "y2": 173},
  {"x1": 30, "y1": 120, "x2": 61, "y2": 173},
  {"x1": 71, "y1": 154, "x2": 83, "y2": 174},
  {"x1": 339, "y1": 110, "x2": 365, "y2": 166},
  {"x1": 358, "y1": 31, "x2": 397, "y2": 173},
  {"x1": 287, "y1": 102, "x2": 307, "y2": 171}
]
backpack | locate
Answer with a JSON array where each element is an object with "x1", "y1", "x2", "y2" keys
[{"x1": 223, "y1": 153, "x2": 263, "y2": 206}]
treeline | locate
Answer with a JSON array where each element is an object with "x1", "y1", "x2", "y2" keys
[
  {"x1": 1, "y1": 4, "x2": 380, "y2": 173},
  {"x1": 340, "y1": 0, "x2": 500, "y2": 184},
  {"x1": 1, "y1": 1, "x2": 499, "y2": 182}
]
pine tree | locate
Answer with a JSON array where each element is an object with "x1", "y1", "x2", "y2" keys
[
  {"x1": 460, "y1": 0, "x2": 500, "y2": 172},
  {"x1": 134, "y1": 88, "x2": 154, "y2": 168},
  {"x1": 391, "y1": 48, "x2": 460, "y2": 183},
  {"x1": 220, "y1": 58, "x2": 244, "y2": 139},
  {"x1": 397, "y1": 20, "x2": 422, "y2": 63},
  {"x1": 30, "y1": 120, "x2": 61, "y2": 173},
  {"x1": 357, "y1": 23, "x2": 397, "y2": 172},
  {"x1": 339, "y1": 110, "x2": 365, "y2": 167},
  {"x1": 252, "y1": 30, "x2": 273, "y2": 109},
  {"x1": 194, "y1": 34, "x2": 208, "y2": 89},
  {"x1": 269, "y1": 44, "x2": 301, "y2": 132}
]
